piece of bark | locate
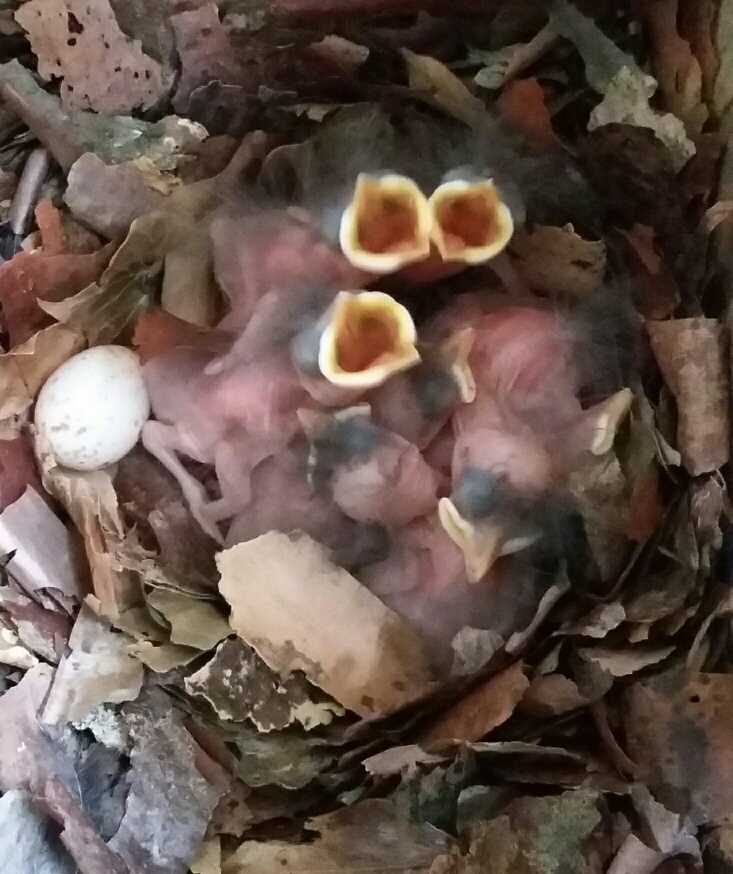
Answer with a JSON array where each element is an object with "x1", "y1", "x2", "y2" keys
[
  {"x1": 218, "y1": 531, "x2": 435, "y2": 717},
  {"x1": 647, "y1": 318, "x2": 730, "y2": 475}
]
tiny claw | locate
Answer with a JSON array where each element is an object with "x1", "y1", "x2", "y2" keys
[
  {"x1": 339, "y1": 173, "x2": 433, "y2": 273},
  {"x1": 429, "y1": 178, "x2": 514, "y2": 265},
  {"x1": 318, "y1": 290, "x2": 421, "y2": 388}
]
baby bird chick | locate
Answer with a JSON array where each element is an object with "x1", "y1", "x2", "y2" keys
[
  {"x1": 300, "y1": 404, "x2": 440, "y2": 528},
  {"x1": 368, "y1": 327, "x2": 476, "y2": 449},
  {"x1": 434, "y1": 289, "x2": 638, "y2": 581}
]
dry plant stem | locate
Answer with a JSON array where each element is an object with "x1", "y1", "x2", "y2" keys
[
  {"x1": 590, "y1": 700, "x2": 641, "y2": 779},
  {"x1": 268, "y1": 0, "x2": 504, "y2": 18},
  {"x1": 501, "y1": 24, "x2": 560, "y2": 86},
  {"x1": 8, "y1": 148, "x2": 50, "y2": 237}
]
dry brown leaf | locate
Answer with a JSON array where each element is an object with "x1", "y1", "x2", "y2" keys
[
  {"x1": 65, "y1": 153, "x2": 167, "y2": 239},
  {"x1": 0, "y1": 487, "x2": 84, "y2": 604},
  {"x1": 420, "y1": 661, "x2": 529, "y2": 744},
  {"x1": 624, "y1": 465, "x2": 664, "y2": 542},
  {"x1": 703, "y1": 200, "x2": 733, "y2": 232},
  {"x1": 15, "y1": 0, "x2": 170, "y2": 114},
  {"x1": 184, "y1": 637, "x2": 343, "y2": 731},
  {"x1": 621, "y1": 224, "x2": 680, "y2": 319},
  {"x1": 0, "y1": 241, "x2": 114, "y2": 347},
  {"x1": 430, "y1": 790, "x2": 605, "y2": 874},
  {"x1": 567, "y1": 452, "x2": 631, "y2": 581},
  {"x1": 170, "y1": 3, "x2": 248, "y2": 113},
  {"x1": 218, "y1": 532, "x2": 435, "y2": 717},
  {"x1": 0, "y1": 324, "x2": 85, "y2": 424},
  {"x1": 520, "y1": 673, "x2": 590, "y2": 717},
  {"x1": 679, "y1": 0, "x2": 718, "y2": 102},
  {"x1": 132, "y1": 308, "x2": 213, "y2": 364},
  {"x1": 34, "y1": 430, "x2": 139, "y2": 616},
  {"x1": 608, "y1": 784, "x2": 700, "y2": 874},
  {"x1": 161, "y1": 236, "x2": 220, "y2": 327},
  {"x1": 497, "y1": 78, "x2": 560, "y2": 150},
  {"x1": 622, "y1": 670, "x2": 733, "y2": 825},
  {"x1": 647, "y1": 318, "x2": 730, "y2": 475},
  {"x1": 145, "y1": 588, "x2": 229, "y2": 651},
  {"x1": 642, "y1": 0, "x2": 708, "y2": 134},
  {"x1": 588, "y1": 67, "x2": 696, "y2": 170},
  {"x1": 222, "y1": 800, "x2": 452, "y2": 874},
  {"x1": 562, "y1": 602, "x2": 627, "y2": 638},
  {"x1": 508, "y1": 224, "x2": 607, "y2": 298},
  {"x1": 402, "y1": 49, "x2": 487, "y2": 129},
  {"x1": 41, "y1": 605, "x2": 144, "y2": 724},
  {"x1": 191, "y1": 838, "x2": 222, "y2": 874},
  {"x1": 577, "y1": 645, "x2": 675, "y2": 678},
  {"x1": 363, "y1": 745, "x2": 449, "y2": 777}
]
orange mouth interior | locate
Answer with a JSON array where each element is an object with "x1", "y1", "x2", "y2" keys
[
  {"x1": 334, "y1": 300, "x2": 403, "y2": 373},
  {"x1": 355, "y1": 185, "x2": 421, "y2": 255},
  {"x1": 434, "y1": 188, "x2": 501, "y2": 253}
]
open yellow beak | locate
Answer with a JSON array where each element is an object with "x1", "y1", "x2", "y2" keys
[
  {"x1": 428, "y1": 179, "x2": 514, "y2": 265},
  {"x1": 438, "y1": 497, "x2": 539, "y2": 583},
  {"x1": 318, "y1": 291, "x2": 421, "y2": 389},
  {"x1": 339, "y1": 173, "x2": 433, "y2": 273}
]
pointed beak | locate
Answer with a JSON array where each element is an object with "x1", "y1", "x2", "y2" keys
[
  {"x1": 428, "y1": 178, "x2": 514, "y2": 264},
  {"x1": 589, "y1": 388, "x2": 634, "y2": 455},
  {"x1": 439, "y1": 497, "x2": 506, "y2": 583},
  {"x1": 318, "y1": 291, "x2": 421, "y2": 388},
  {"x1": 339, "y1": 173, "x2": 433, "y2": 273},
  {"x1": 438, "y1": 497, "x2": 539, "y2": 583},
  {"x1": 439, "y1": 327, "x2": 477, "y2": 404}
]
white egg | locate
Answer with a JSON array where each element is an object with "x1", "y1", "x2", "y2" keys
[{"x1": 34, "y1": 345, "x2": 151, "y2": 471}]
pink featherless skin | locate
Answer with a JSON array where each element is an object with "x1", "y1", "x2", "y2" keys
[
  {"x1": 358, "y1": 514, "x2": 543, "y2": 671},
  {"x1": 329, "y1": 428, "x2": 440, "y2": 527},
  {"x1": 141, "y1": 343, "x2": 310, "y2": 542}
]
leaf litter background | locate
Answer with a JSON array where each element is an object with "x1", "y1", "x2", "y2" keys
[{"x1": 0, "y1": 0, "x2": 732, "y2": 872}]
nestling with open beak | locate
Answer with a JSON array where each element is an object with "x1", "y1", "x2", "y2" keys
[
  {"x1": 300, "y1": 404, "x2": 440, "y2": 527},
  {"x1": 291, "y1": 290, "x2": 422, "y2": 406}
]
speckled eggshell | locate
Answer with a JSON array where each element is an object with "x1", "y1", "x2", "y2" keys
[{"x1": 34, "y1": 345, "x2": 151, "y2": 471}]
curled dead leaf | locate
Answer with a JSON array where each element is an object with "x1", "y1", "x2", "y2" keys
[
  {"x1": 15, "y1": 0, "x2": 170, "y2": 114},
  {"x1": 621, "y1": 224, "x2": 680, "y2": 319},
  {"x1": 508, "y1": 224, "x2": 606, "y2": 298},
  {"x1": 497, "y1": 78, "x2": 560, "y2": 151},
  {"x1": 520, "y1": 672, "x2": 591, "y2": 717},
  {"x1": 641, "y1": 0, "x2": 708, "y2": 134},
  {"x1": 222, "y1": 800, "x2": 451, "y2": 874},
  {"x1": 622, "y1": 670, "x2": 733, "y2": 826},
  {"x1": 647, "y1": 318, "x2": 730, "y2": 475},
  {"x1": 402, "y1": 49, "x2": 487, "y2": 129},
  {"x1": 33, "y1": 430, "x2": 139, "y2": 616},
  {"x1": 41, "y1": 606, "x2": 144, "y2": 724},
  {"x1": 0, "y1": 324, "x2": 84, "y2": 425},
  {"x1": 419, "y1": 661, "x2": 529, "y2": 744},
  {"x1": 0, "y1": 240, "x2": 114, "y2": 346},
  {"x1": 65, "y1": 153, "x2": 167, "y2": 239}
]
